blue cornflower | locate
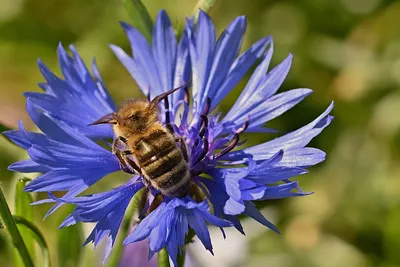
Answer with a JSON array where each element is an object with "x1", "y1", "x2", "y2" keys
[{"x1": 5, "y1": 9, "x2": 333, "y2": 266}]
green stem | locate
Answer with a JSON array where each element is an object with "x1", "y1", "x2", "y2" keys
[
  {"x1": 0, "y1": 187, "x2": 34, "y2": 267},
  {"x1": 123, "y1": 0, "x2": 153, "y2": 43},
  {"x1": 13, "y1": 216, "x2": 51, "y2": 267},
  {"x1": 177, "y1": 248, "x2": 186, "y2": 267},
  {"x1": 192, "y1": 0, "x2": 219, "y2": 19},
  {"x1": 158, "y1": 248, "x2": 171, "y2": 267}
]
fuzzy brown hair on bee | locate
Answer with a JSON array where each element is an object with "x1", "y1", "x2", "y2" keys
[{"x1": 89, "y1": 86, "x2": 190, "y2": 197}]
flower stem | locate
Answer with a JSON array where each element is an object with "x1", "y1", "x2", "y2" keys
[
  {"x1": 192, "y1": 0, "x2": 219, "y2": 19},
  {"x1": 158, "y1": 248, "x2": 171, "y2": 267},
  {"x1": 177, "y1": 248, "x2": 186, "y2": 267},
  {"x1": 13, "y1": 216, "x2": 51, "y2": 267},
  {"x1": 0, "y1": 187, "x2": 35, "y2": 267}
]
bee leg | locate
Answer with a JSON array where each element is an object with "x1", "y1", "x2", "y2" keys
[
  {"x1": 146, "y1": 194, "x2": 163, "y2": 216},
  {"x1": 175, "y1": 136, "x2": 188, "y2": 162},
  {"x1": 112, "y1": 136, "x2": 129, "y2": 154},
  {"x1": 122, "y1": 152, "x2": 142, "y2": 174},
  {"x1": 112, "y1": 137, "x2": 142, "y2": 174},
  {"x1": 137, "y1": 187, "x2": 150, "y2": 222},
  {"x1": 115, "y1": 151, "x2": 137, "y2": 174},
  {"x1": 162, "y1": 91, "x2": 176, "y2": 134}
]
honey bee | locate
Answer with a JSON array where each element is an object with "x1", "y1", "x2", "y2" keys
[{"x1": 89, "y1": 86, "x2": 190, "y2": 197}]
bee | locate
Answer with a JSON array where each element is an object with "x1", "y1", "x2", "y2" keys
[{"x1": 89, "y1": 86, "x2": 190, "y2": 197}]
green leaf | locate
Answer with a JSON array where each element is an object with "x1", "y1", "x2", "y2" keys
[
  {"x1": 57, "y1": 206, "x2": 83, "y2": 267},
  {"x1": 0, "y1": 122, "x2": 12, "y2": 133},
  {"x1": 13, "y1": 216, "x2": 51, "y2": 267},
  {"x1": 158, "y1": 248, "x2": 171, "y2": 267},
  {"x1": 0, "y1": 186, "x2": 34, "y2": 267},
  {"x1": 123, "y1": 0, "x2": 153, "y2": 43},
  {"x1": 192, "y1": 0, "x2": 219, "y2": 20},
  {"x1": 14, "y1": 178, "x2": 34, "y2": 267}
]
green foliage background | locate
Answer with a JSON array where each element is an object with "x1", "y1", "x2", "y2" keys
[{"x1": 1, "y1": 0, "x2": 400, "y2": 266}]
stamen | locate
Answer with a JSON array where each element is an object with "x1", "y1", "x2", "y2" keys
[
  {"x1": 164, "y1": 95, "x2": 171, "y2": 125},
  {"x1": 214, "y1": 133, "x2": 239, "y2": 159},
  {"x1": 214, "y1": 118, "x2": 250, "y2": 159},
  {"x1": 138, "y1": 187, "x2": 150, "y2": 221},
  {"x1": 235, "y1": 116, "x2": 250, "y2": 134},
  {"x1": 203, "y1": 97, "x2": 211, "y2": 116},
  {"x1": 199, "y1": 114, "x2": 208, "y2": 138},
  {"x1": 193, "y1": 136, "x2": 209, "y2": 166},
  {"x1": 184, "y1": 86, "x2": 190, "y2": 106},
  {"x1": 194, "y1": 114, "x2": 209, "y2": 147},
  {"x1": 147, "y1": 86, "x2": 151, "y2": 101}
]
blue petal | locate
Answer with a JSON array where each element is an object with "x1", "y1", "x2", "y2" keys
[
  {"x1": 8, "y1": 159, "x2": 50, "y2": 173},
  {"x1": 153, "y1": 10, "x2": 177, "y2": 95},
  {"x1": 24, "y1": 168, "x2": 116, "y2": 192},
  {"x1": 224, "y1": 53, "x2": 292, "y2": 122},
  {"x1": 114, "y1": 13, "x2": 190, "y2": 111},
  {"x1": 120, "y1": 22, "x2": 163, "y2": 97},
  {"x1": 172, "y1": 29, "x2": 191, "y2": 107},
  {"x1": 223, "y1": 88, "x2": 312, "y2": 131},
  {"x1": 229, "y1": 39, "x2": 274, "y2": 111},
  {"x1": 26, "y1": 99, "x2": 82, "y2": 146},
  {"x1": 244, "y1": 201, "x2": 280, "y2": 234},
  {"x1": 25, "y1": 93, "x2": 114, "y2": 139},
  {"x1": 124, "y1": 197, "x2": 232, "y2": 266},
  {"x1": 59, "y1": 179, "x2": 144, "y2": 262},
  {"x1": 187, "y1": 209, "x2": 213, "y2": 254},
  {"x1": 211, "y1": 36, "x2": 272, "y2": 110},
  {"x1": 224, "y1": 102, "x2": 334, "y2": 162},
  {"x1": 110, "y1": 44, "x2": 149, "y2": 95},
  {"x1": 6, "y1": 121, "x2": 119, "y2": 205},
  {"x1": 239, "y1": 179, "x2": 267, "y2": 200},
  {"x1": 27, "y1": 144, "x2": 117, "y2": 170},
  {"x1": 187, "y1": 11, "x2": 215, "y2": 111},
  {"x1": 31, "y1": 45, "x2": 115, "y2": 139},
  {"x1": 124, "y1": 201, "x2": 168, "y2": 243},
  {"x1": 61, "y1": 179, "x2": 143, "y2": 222},
  {"x1": 261, "y1": 181, "x2": 310, "y2": 200},
  {"x1": 199, "y1": 177, "x2": 244, "y2": 216},
  {"x1": 5, "y1": 120, "x2": 108, "y2": 152},
  {"x1": 247, "y1": 166, "x2": 308, "y2": 184},
  {"x1": 275, "y1": 148, "x2": 326, "y2": 168},
  {"x1": 203, "y1": 16, "x2": 246, "y2": 109},
  {"x1": 3, "y1": 130, "x2": 33, "y2": 149}
]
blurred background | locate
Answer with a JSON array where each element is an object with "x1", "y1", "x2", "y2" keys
[{"x1": 0, "y1": 0, "x2": 400, "y2": 266}]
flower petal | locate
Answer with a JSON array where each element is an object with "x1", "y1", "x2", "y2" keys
[
  {"x1": 203, "y1": 16, "x2": 246, "y2": 108},
  {"x1": 153, "y1": 10, "x2": 177, "y2": 95},
  {"x1": 187, "y1": 10, "x2": 215, "y2": 111},
  {"x1": 223, "y1": 102, "x2": 334, "y2": 162},
  {"x1": 120, "y1": 22, "x2": 163, "y2": 97},
  {"x1": 244, "y1": 201, "x2": 280, "y2": 234},
  {"x1": 124, "y1": 197, "x2": 232, "y2": 266},
  {"x1": 31, "y1": 46, "x2": 115, "y2": 139},
  {"x1": 211, "y1": 36, "x2": 272, "y2": 110},
  {"x1": 224, "y1": 53, "x2": 292, "y2": 122},
  {"x1": 59, "y1": 179, "x2": 144, "y2": 262}
]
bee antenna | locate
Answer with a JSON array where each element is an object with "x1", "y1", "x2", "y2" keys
[
  {"x1": 88, "y1": 112, "x2": 119, "y2": 126},
  {"x1": 149, "y1": 83, "x2": 189, "y2": 106}
]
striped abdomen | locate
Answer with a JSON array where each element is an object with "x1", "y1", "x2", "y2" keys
[{"x1": 133, "y1": 129, "x2": 190, "y2": 197}]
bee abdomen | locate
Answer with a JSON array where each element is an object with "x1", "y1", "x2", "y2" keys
[
  {"x1": 134, "y1": 130, "x2": 176, "y2": 165},
  {"x1": 142, "y1": 148, "x2": 190, "y2": 197}
]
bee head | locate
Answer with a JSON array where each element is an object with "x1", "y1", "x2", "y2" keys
[
  {"x1": 117, "y1": 100, "x2": 159, "y2": 135},
  {"x1": 88, "y1": 85, "x2": 186, "y2": 136}
]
